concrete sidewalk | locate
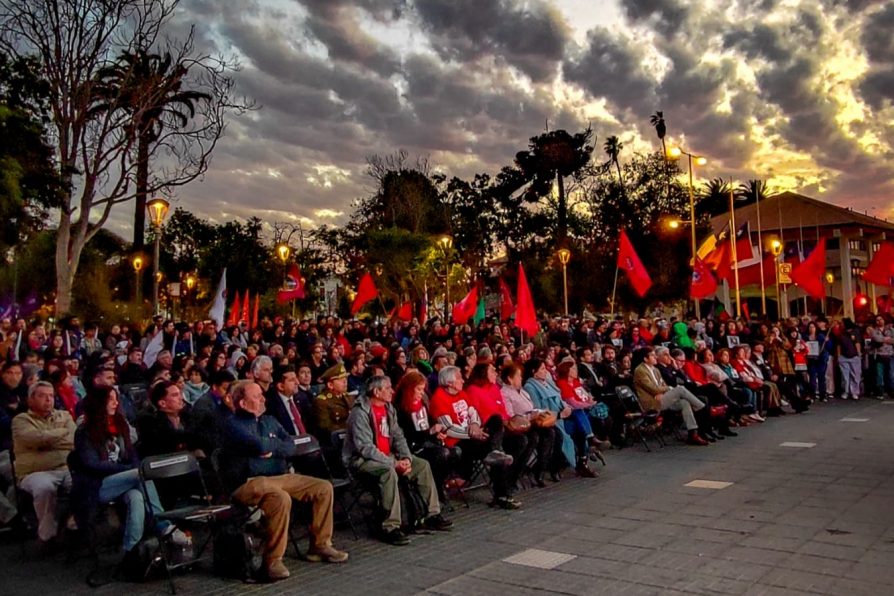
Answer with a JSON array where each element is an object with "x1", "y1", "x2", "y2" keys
[{"x1": 3, "y1": 397, "x2": 893, "y2": 595}]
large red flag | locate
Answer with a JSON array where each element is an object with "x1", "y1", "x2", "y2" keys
[
  {"x1": 241, "y1": 290, "x2": 251, "y2": 323},
  {"x1": 515, "y1": 264, "x2": 539, "y2": 336},
  {"x1": 736, "y1": 254, "x2": 777, "y2": 286},
  {"x1": 790, "y1": 238, "x2": 827, "y2": 299},
  {"x1": 277, "y1": 264, "x2": 306, "y2": 303},
  {"x1": 397, "y1": 302, "x2": 414, "y2": 321},
  {"x1": 617, "y1": 230, "x2": 652, "y2": 297},
  {"x1": 498, "y1": 277, "x2": 515, "y2": 322},
  {"x1": 452, "y1": 286, "x2": 478, "y2": 325},
  {"x1": 351, "y1": 272, "x2": 378, "y2": 314},
  {"x1": 228, "y1": 290, "x2": 241, "y2": 326},
  {"x1": 690, "y1": 258, "x2": 718, "y2": 299},
  {"x1": 251, "y1": 292, "x2": 260, "y2": 329},
  {"x1": 864, "y1": 242, "x2": 894, "y2": 287}
]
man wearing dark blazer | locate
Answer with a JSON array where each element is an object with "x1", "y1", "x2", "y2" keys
[{"x1": 265, "y1": 365, "x2": 327, "y2": 477}]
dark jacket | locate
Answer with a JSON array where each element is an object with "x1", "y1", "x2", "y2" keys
[
  {"x1": 220, "y1": 410, "x2": 297, "y2": 493},
  {"x1": 69, "y1": 425, "x2": 138, "y2": 530},
  {"x1": 135, "y1": 409, "x2": 200, "y2": 458},
  {"x1": 264, "y1": 388, "x2": 303, "y2": 436},
  {"x1": 190, "y1": 391, "x2": 232, "y2": 453}
]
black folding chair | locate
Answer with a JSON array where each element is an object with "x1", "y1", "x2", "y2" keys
[
  {"x1": 293, "y1": 433, "x2": 358, "y2": 540},
  {"x1": 616, "y1": 385, "x2": 664, "y2": 450},
  {"x1": 139, "y1": 452, "x2": 231, "y2": 594}
]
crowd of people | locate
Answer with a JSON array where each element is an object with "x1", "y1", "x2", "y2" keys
[{"x1": 0, "y1": 308, "x2": 889, "y2": 583}]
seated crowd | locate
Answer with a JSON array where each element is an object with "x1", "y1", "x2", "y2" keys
[{"x1": 0, "y1": 309, "x2": 881, "y2": 582}]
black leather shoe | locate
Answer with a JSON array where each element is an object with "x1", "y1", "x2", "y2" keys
[
  {"x1": 720, "y1": 428, "x2": 738, "y2": 437},
  {"x1": 381, "y1": 528, "x2": 410, "y2": 546},
  {"x1": 424, "y1": 514, "x2": 454, "y2": 532}
]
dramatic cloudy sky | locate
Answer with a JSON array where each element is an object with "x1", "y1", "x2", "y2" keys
[{"x1": 127, "y1": 0, "x2": 894, "y2": 234}]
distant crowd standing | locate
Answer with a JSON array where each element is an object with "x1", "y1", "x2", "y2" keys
[{"x1": 0, "y1": 309, "x2": 890, "y2": 582}]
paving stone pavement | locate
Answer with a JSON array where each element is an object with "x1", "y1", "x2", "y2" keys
[{"x1": 3, "y1": 397, "x2": 894, "y2": 595}]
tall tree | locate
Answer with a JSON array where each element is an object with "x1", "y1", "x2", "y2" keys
[
  {"x1": 91, "y1": 50, "x2": 211, "y2": 249},
  {"x1": 0, "y1": 0, "x2": 248, "y2": 314},
  {"x1": 603, "y1": 135, "x2": 624, "y2": 189},
  {"x1": 514, "y1": 127, "x2": 594, "y2": 242},
  {"x1": 735, "y1": 179, "x2": 769, "y2": 206},
  {"x1": 697, "y1": 177, "x2": 734, "y2": 218},
  {"x1": 650, "y1": 111, "x2": 670, "y2": 200}
]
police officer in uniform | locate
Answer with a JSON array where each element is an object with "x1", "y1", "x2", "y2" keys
[{"x1": 312, "y1": 363, "x2": 355, "y2": 442}]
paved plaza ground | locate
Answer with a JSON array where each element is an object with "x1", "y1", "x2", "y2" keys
[{"x1": 4, "y1": 397, "x2": 894, "y2": 595}]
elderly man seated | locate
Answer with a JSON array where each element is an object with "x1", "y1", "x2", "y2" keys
[
  {"x1": 343, "y1": 376, "x2": 452, "y2": 546},
  {"x1": 11, "y1": 381, "x2": 76, "y2": 545},
  {"x1": 633, "y1": 347, "x2": 709, "y2": 446},
  {"x1": 221, "y1": 380, "x2": 348, "y2": 582}
]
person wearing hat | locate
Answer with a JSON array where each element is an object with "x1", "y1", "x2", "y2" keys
[{"x1": 313, "y1": 363, "x2": 354, "y2": 440}]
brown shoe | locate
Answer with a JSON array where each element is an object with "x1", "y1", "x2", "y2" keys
[
  {"x1": 266, "y1": 558, "x2": 290, "y2": 581},
  {"x1": 306, "y1": 545, "x2": 349, "y2": 563}
]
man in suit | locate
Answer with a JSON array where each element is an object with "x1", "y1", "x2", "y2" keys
[{"x1": 633, "y1": 347, "x2": 708, "y2": 446}]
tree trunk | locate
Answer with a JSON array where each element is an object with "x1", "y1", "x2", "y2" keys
[
  {"x1": 556, "y1": 172, "x2": 567, "y2": 242},
  {"x1": 133, "y1": 133, "x2": 150, "y2": 249}
]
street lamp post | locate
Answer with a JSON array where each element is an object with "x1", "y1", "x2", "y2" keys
[
  {"x1": 438, "y1": 235, "x2": 453, "y2": 320},
  {"x1": 771, "y1": 239, "x2": 783, "y2": 318},
  {"x1": 132, "y1": 255, "x2": 144, "y2": 309},
  {"x1": 146, "y1": 197, "x2": 170, "y2": 315},
  {"x1": 276, "y1": 243, "x2": 291, "y2": 317},
  {"x1": 824, "y1": 271, "x2": 834, "y2": 315},
  {"x1": 669, "y1": 147, "x2": 706, "y2": 319},
  {"x1": 557, "y1": 248, "x2": 571, "y2": 316}
]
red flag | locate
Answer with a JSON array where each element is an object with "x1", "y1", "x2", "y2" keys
[
  {"x1": 617, "y1": 230, "x2": 652, "y2": 297},
  {"x1": 251, "y1": 292, "x2": 260, "y2": 329},
  {"x1": 498, "y1": 277, "x2": 515, "y2": 322},
  {"x1": 351, "y1": 272, "x2": 378, "y2": 314},
  {"x1": 452, "y1": 286, "x2": 479, "y2": 325},
  {"x1": 241, "y1": 290, "x2": 251, "y2": 323},
  {"x1": 742, "y1": 301, "x2": 751, "y2": 321},
  {"x1": 790, "y1": 238, "x2": 827, "y2": 299},
  {"x1": 228, "y1": 290, "x2": 241, "y2": 326},
  {"x1": 733, "y1": 222, "x2": 757, "y2": 264},
  {"x1": 736, "y1": 254, "x2": 777, "y2": 286},
  {"x1": 397, "y1": 302, "x2": 414, "y2": 321},
  {"x1": 690, "y1": 258, "x2": 718, "y2": 299},
  {"x1": 515, "y1": 264, "x2": 539, "y2": 336},
  {"x1": 277, "y1": 264, "x2": 306, "y2": 303},
  {"x1": 864, "y1": 242, "x2": 894, "y2": 287}
]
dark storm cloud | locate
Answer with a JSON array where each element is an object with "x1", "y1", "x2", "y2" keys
[
  {"x1": 618, "y1": 0, "x2": 691, "y2": 37},
  {"x1": 413, "y1": 0, "x2": 569, "y2": 82},
  {"x1": 859, "y1": 2, "x2": 894, "y2": 108},
  {"x1": 563, "y1": 27, "x2": 657, "y2": 117}
]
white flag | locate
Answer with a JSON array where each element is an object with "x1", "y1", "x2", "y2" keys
[
  {"x1": 143, "y1": 329, "x2": 164, "y2": 368},
  {"x1": 209, "y1": 268, "x2": 227, "y2": 328}
]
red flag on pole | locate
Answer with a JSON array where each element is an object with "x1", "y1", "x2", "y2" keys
[
  {"x1": 515, "y1": 264, "x2": 539, "y2": 336},
  {"x1": 617, "y1": 230, "x2": 652, "y2": 297},
  {"x1": 397, "y1": 302, "x2": 414, "y2": 321},
  {"x1": 251, "y1": 292, "x2": 260, "y2": 329},
  {"x1": 736, "y1": 254, "x2": 777, "y2": 286},
  {"x1": 452, "y1": 286, "x2": 479, "y2": 325},
  {"x1": 228, "y1": 290, "x2": 241, "y2": 326},
  {"x1": 241, "y1": 290, "x2": 250, "y2": 323},
  {"x1": 498, "y1": 277, "x2": 515, "y2": 321},
  {"x1": 864, "y1": 242, "x2": 894, "y2": 287},
  {"x1": 790, "y1": 238, "x2": 827, "y2": 299},
  {"x1": 351, "y1": 272, "x2": 378, "y2": 314},
  {"x1": 690, "y1": 258, "x2": 718, "y2": 299},
  {"x1": 277, "y1": 264, "x2": 306, "y2": 303}
]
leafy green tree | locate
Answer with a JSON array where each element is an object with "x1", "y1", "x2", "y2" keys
[
  {"x1": 735, "y1": 179, "x2": 769, "y2": 207},
  {"x1": 697, "y1": 177, "x2": 734, "y2": 218}
]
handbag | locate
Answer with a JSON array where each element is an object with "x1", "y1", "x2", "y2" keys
[
  {"x1": 506, "y1": 414, "x2": 531, "y2": 434},
  {"x1": 709, "y1": 405, "x2": 728, "y2": 418},
  {"x1": 531, "y1": 410, "x2": 557, "y2": 428},
  {"x1": 593, "y1": 402, "x2": 610, "y2": 420}
]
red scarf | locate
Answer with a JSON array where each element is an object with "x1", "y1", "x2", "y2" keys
[{"x1": 106, "y1": 415, "x2": 118, "y2": 437}]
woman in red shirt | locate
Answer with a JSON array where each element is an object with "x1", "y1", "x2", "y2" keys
[{"x1": 555, "y1": 361, "x2": 609, "y2": 472}]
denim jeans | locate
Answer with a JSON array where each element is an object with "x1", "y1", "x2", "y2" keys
[
  {"x1": 874, "y1": 356, "x2": 894, "y2": 395},
  {"x1": 97, "y1": 469, "x2": 166, "y2": 551}
]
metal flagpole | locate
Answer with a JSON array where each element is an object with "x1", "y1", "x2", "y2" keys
[
  {"x1": 729, "y1": 189, "x2": 742, "y2": 318},
  {"x1": 799, "y1": 213, "x2": 807, "y2": 315},
  {"x1": 610, "y1": 264, "x2": 620, "y2": 317},
  {"x1": 756, "y1": 195, "x2": 766, "y2": 315},
  {"x1": 777, "y1": 195, "x2": 786, "y2": 319}
]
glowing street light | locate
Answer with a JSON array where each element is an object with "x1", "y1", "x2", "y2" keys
[
  {"x1": 438, "y1": 235, "x2": 453, "y2": 320},
  {"x1": 146, "y1": 197, "x2": 170, "y2": 315},
  {"x1": 668, "y1": 147, "x2": 707, "y2": 318},
  {"x1": 557, "y1": 248, "x2": 571, "y2": 316}
]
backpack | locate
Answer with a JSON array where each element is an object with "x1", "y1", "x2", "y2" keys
[
  {"x1": 212, "y1": 522, "x2": 265, "y2": 583},
  {"x1": 400, "y1": 478, "x2": 429, "y2": 533}
]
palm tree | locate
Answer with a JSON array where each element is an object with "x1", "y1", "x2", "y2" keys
[
  {"x1": 603, "y1": 135, "x2": 624, "y2": 189},
  {"x1": 91, "y1": 50, "x2": 210, "y2": 249},
  {"x1": 698, "y1": 177, "x2": 733, "y2": 218},
  {"x1": 650, "y1": 111, "x2": 670, "y2": 200},
  {"x1": 735, "y1": 179, "x2": 768, "y2": 206},
  {"x1": 515, "y1": 127, "x2": 594, "y2": 242}
]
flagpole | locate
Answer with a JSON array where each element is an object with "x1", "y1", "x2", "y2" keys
[
  {"x1": 777, "y1": 195, "x2": 787, "y2": 319},
  {"x1": 756, "y1": 194, "x2": 766, "y2": 315},
  {"x1": 729, "y1": 189, "x2": 741, "y2": 318},
  {"x1": 610, "y1": 263, "x2": 619, "y2": 317}
]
